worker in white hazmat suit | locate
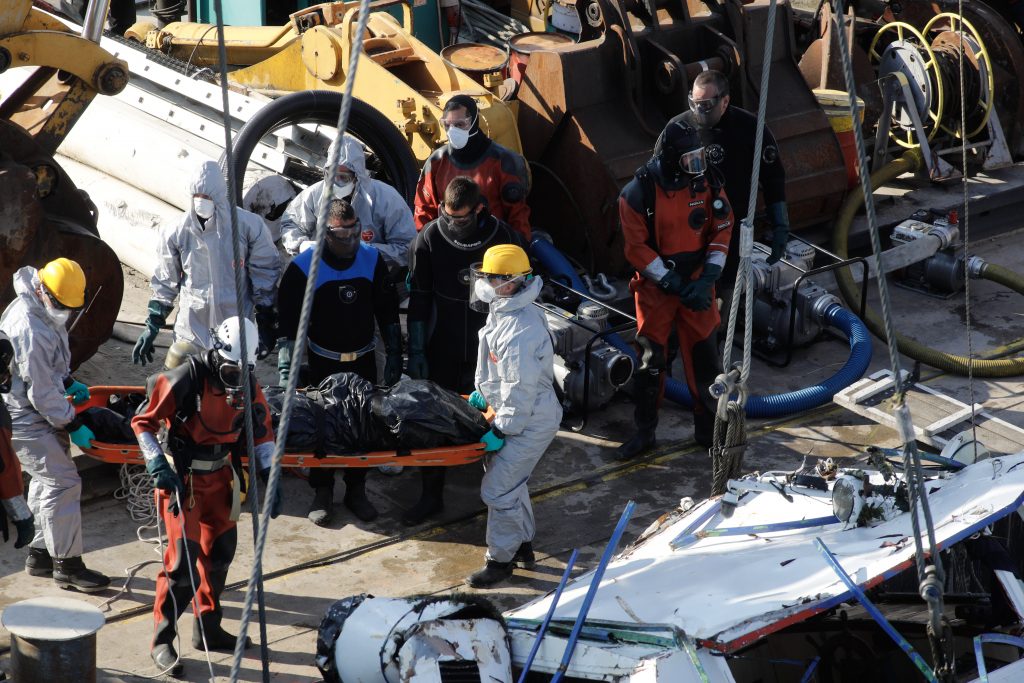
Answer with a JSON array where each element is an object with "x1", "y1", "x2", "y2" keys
[
  {"x1": 0, "y1": 258, "x2": 111, "y2": 592},
  {"x1": 279, "y1": 133, "x2": 416, "y2": 269},
  {"x1": 132, "y1": 160, "x2": 282, "y2": 365},
  {"x1": 464, "y1": 244, "x2": 562, "y2": 588}
]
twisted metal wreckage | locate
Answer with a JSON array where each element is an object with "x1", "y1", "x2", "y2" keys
[{"x1": 6, "y1": 0, "x2": 1024, "y2": 679}]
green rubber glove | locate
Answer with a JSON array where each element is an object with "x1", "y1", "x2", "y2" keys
[
  {"x1": 406, "y1": 320, "x2": 429, "y2": 380},
  {"x1": 383, "y1": 323, "x2": 403, "y2": 386},
  {"x1": 63, "y1": 378, "x2": 90, "y2": 405},
  {"x1": 468, "y1": 390, "x2": 487, "y2": 410},
  {"x1": 657, "y1": 270, "x2": 686, "y2": 294},
  {"x1": 277, "y1": 339, "x2": 294, "y2": 386},
  {"x1": 679, "y1": 263, "x2": 723, "y2": 312},
  {"x1": 765, "y1": 202, "x2": 790, "y2": 265},
  {"x1": 146, "y1": 456, "x2": 183, "y2": 497},
  {"x1": 481, "y1": 427, "x2": 505, "y2": 452},
  {"x1": 133, "y1": 300, "x2": 171, "y2": 365},
  {"x1": 68, "y1": 423, "x2": 95, "y2": 449}
]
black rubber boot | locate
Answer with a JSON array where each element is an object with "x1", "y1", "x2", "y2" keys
[
  {"x1": 151, "y1": 643, "x2": 184, "y2": 678},
  {"x1": 401, "y1": 468, "x2": 445, "y2": 526},
  {"x1": 343, "y1": 470, "x2": 378, "y2": 522},
  {"x1": 465, "y1": 559, "x2": 515, "y2": 588},
  {"x1": 307, "y1": 486, "x2": 334, "y2": 527},
  {"x1": 25, "y1": 546, "x2": 52, "y2": 576},
  {"x1": 193, "y1": 612, "x2": 252, "y2": 652},
  {"x1": 615, "y1": 369, "x2": 660, "y2": 462},
  {"x1": 13, "y1": 517, "x2": 34, "y2": 549},
  {"x1": 53, "y1": 556, "x2": 111, "y2": 593},
  {"x1": 513, "y1": 541, "x2": 535, "y2": 570}
]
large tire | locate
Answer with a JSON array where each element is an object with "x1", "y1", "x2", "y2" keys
[{"x1": 223, "y1": 90, "x2": 419, "y2": 206}]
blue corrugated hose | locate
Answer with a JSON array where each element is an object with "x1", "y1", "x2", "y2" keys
[{"x1": 530, "y1": 238, "x2": 873, "y2": 419}]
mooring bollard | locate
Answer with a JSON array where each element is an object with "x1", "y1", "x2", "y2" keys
[{"x1": 2, "y1": 596, "x2": 105, "y2": 682}]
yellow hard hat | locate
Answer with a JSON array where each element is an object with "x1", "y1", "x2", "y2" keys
[
  {"x1": 38, "y1": 258, "x2": 86, "y2": 309},
  {"x1": 481, "y1": 244, "x2": 531, "y2": 277}
]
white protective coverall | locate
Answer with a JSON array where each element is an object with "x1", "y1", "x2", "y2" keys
[
  {"x1": 151, "y1": 160, "x2": 281, "y2": 350},
  {"x1": 0, "y1": 267, "x2": 84, "y2": 558},
  {"x1": 279, "y1": 134, "x2": 416, "y2": 268},
  {"x1": 475, "y1": 276, "x2": 562, "y2": 562}
]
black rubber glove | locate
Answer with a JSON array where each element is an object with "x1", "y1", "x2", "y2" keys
[
  {"x1": 658, "y1": 270, "x2": 687, "y2": 295},
  {"x1": 680, "y1": 263, "x2": 723, "y2": 312},
  {"x1": 406, "y1": 320, "x2": 429, "y2": 380},
  {"x1": 765, "y1": 201, "x2": 790, "y2": 265},
  {"x1": 133, "y1": 300, "x2": 171, "y2": 365},
  {"x1": 255, "y1": 305, "x2": 278, "y2": 359},
  {"x1": 257, "y1": 467, "x2": 283, "y2": 519},
  {"x1": 382, "y1": 323, "x2": 403, "y2": 386},
  {"x1": 146, "y1": 456, "x2": 184, "y2": 515}
]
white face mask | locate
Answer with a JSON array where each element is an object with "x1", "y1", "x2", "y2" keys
[
  {"x1": 39, "y1": 289, "x2": 71, "y2": 325},
  {"x1": 333, "y1": 181, "x2": 355, "y2": 200},
  {"x1": 473, "y1": 278, "x2": 497, "y2": 305},
  {"x1": 193, "y1": 196, "x2": 216, "y2": 219},
  {"x1": 447, "y1": 125, "x2": 472, "y2": 150}
]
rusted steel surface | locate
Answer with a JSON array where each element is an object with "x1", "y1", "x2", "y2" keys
[
  {"x1": 0, "y1": 120, "x2": 123, "y2": 368},
  {"x1": 518, "y1": 0, "x2": 855, "y2": 273}
]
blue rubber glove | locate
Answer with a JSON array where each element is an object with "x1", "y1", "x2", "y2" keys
[
  {"x1": 765, "y1": 202, "x2": 790, "y2": 265},
  {"x1": 679, "y1": 263, "x2": 723, "y2": 312},
  {"x1": 68, "y1": 424, "x2": 95, "y2": 449},
  {"x1": 64, "y1": 379, "x2": 90, "y2": 405},
  {"x1": 146, "y1": 456, "x2": 183, "y2": 497},
  {"x1": 467, "y1": 391, "x2": 487, "y2": 410},
  {"x1": 258, "y1": 468, "x2": 283, "y2": 519},
  {"x1": 481, "y1": 428, "x2": 505, "y2": 452}
]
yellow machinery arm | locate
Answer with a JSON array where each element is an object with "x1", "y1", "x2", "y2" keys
[{"x1": 0, "y1": 0, "x2": 127, "y2": 366}]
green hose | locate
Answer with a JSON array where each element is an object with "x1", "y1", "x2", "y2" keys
[{"x1": 831, "y1": 149, "x2": 1024, "y2": 377}]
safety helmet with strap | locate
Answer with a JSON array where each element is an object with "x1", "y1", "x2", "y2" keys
[{"x1": 38, "y1": 258, "x2": 86, "y2": 309}]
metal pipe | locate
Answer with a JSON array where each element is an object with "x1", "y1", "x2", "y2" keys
[
  {"x1": 81, "y1": 0, "x2": 112, "y2": 43},
  {"x1": 516, "y1": 549, "x2": 579, "y2": 683},
  {"x1": 550, "y1": 500, "x2": 636, "y2": 683}
]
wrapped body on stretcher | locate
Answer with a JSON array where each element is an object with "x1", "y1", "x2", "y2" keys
[{"x1": 75, "y1": 373, "x2": 493, "y2": 468}]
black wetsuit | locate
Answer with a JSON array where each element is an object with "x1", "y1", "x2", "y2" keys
[
  {"x1": 664, "y1": 107, "x2": 786, "y2": 289},
  {"x1": 277, "y1": 242, "x2": 399, "y2": 489},
  {"x1": 407, "y1": 212, "x2": 524, "y2": 393}
]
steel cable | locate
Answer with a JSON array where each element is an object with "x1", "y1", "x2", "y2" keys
[
  {"x1": 831, "y1": 0, "x2": 947, "y2": 675},
  {"x1": 202, "y1": 1, "x2": 273, "y2": 678},
  {"x1": 221, "y1": 0, "x2": 376, "y2": 678}
]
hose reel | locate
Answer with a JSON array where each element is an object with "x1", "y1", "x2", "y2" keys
[{"x1": 869, "y1": 13, "x2": 995, "y2": 149}]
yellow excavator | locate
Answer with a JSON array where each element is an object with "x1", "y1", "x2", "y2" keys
[{"x1": 0, "y1": 0, "x2": 127, "y2": 365}]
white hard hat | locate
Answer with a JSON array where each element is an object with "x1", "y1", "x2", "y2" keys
[{"x1": 212, "y1": 317, "x2": 258, "y2": 366}]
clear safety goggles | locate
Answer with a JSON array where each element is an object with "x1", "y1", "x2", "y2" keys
[
  {"x1": 334, "y1": 169, "x2": 356, "y2": 185},
  {"x1": 688, "y1": 94, "x2": 722, "y2": 115},
  {"x1": 679, "y1": 147, "x2": 707, "y2": 175},
  {"x1": 468, "y1": 262, "x2": 530, "y2": 312},
  {"x1": 440, "y1": 206, "x2": 477, "y2": 231},
  {"x1": 326, "y1": 219, "x2": 361, "y2": 241},
  {"x1": 42, "y1": 287, "x2": 83, "y2": 313},
  {"x1": 441, "y1": 115, "x2": 475, "y2": 131}
]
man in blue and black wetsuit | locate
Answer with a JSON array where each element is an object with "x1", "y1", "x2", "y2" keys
[{"x1": 276, "y1": 198, "x2": 403, "y2": 527}]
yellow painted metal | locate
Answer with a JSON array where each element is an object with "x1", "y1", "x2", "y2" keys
[
  {"x1": 158, "y1": 22, "x2": 299, "y2": 67},
  {"x1": 156, "y1": 1, "x2": 522, "y2": 162},
  {"x1": 20, "y1": 10, "x2": 73, "y2": 32},
  {"x1": 0, "y1": 32, "x2": 129, "y2": 95},
  {"x1": 0, "y1": 0, "x2": 33, "y2": 35}
]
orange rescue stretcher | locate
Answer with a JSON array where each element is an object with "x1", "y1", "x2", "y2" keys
[{"x1": 76, "y1": 386, "x2": 489, "y2": 468}]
